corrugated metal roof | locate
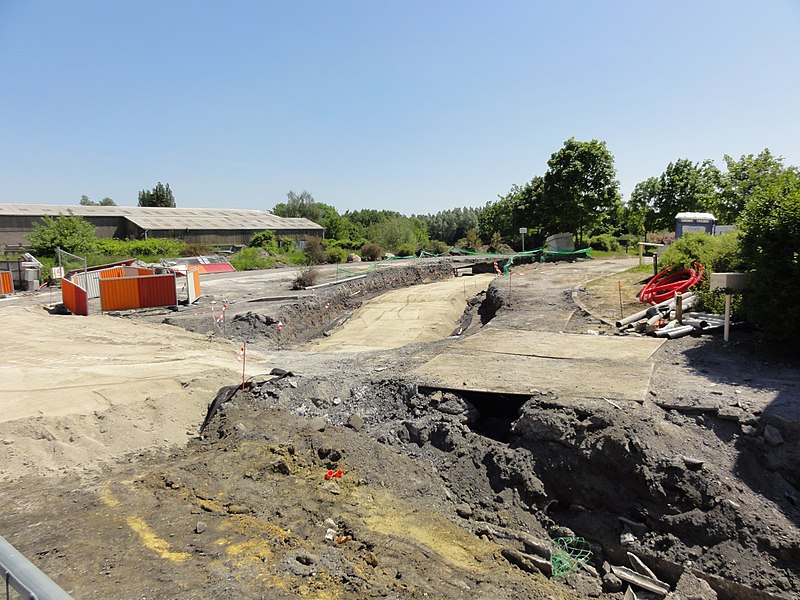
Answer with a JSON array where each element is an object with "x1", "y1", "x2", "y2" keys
[{"x1": 0, "y1": 204, "x2": 322, "y2": 231}]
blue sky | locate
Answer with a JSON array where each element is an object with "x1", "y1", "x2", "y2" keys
[{"x1": 1, "y1": 1, "x2": 798, "y2": 215}]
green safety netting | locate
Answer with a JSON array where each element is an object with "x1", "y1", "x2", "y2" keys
[
  {"x1": 336, "y1": 246, "x2": 591, "y2": 277},
  {"x1": 550, "y1": 537, "x2": 593, "y2": 578}
]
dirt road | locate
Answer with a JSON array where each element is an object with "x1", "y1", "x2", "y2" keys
[
  {"x1": 306, "y1": 274, "x2": 496, "y2": 352},
  {"x1": 0, "y1": 257, "x2": 798, "y2": 600}
]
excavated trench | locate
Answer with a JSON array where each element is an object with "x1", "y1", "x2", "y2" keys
[{"x1": 193, "y1": 266, "x2": 797, "y2": 598}]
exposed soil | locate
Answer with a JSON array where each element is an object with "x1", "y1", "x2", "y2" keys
[{"x1": 1, "y1": 258, "x2": 798, "y2": 600}]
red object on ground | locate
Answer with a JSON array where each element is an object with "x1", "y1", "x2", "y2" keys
[
  {"x1": 639, "y1": 263, "x2": 704, "y2": 305},
  {"x1": 324, "y1": 469, "x2": 343, "y2": 480}
]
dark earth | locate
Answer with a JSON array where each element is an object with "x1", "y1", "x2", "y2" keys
[{"x1": 1, "y1": 258, "x2": 798, "y2": 599}]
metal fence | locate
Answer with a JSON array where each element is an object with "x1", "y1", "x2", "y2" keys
[{"x1": 1, "y1": 535, "x2": 73, "y2": 600}]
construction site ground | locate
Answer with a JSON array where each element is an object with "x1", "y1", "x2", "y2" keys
[{"x1": 0, "y1": 257, "x2": 798, "y2": 599}]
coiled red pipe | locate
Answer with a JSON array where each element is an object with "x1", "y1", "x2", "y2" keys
[{"x1": 639, "y1": 263, "x2": 704, "y2": 305}]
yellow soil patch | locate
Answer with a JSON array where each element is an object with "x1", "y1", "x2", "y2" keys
[
  {"x1": 126, "y1": 516, "x2": 191, "y2": 562},
  {"x1": 355, "y1": 488, "x2": 497, "y2": 572}
]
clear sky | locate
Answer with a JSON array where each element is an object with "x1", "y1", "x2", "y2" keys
[{"x1": 1, "y1": 1, "x2": 799, "y2": 215}]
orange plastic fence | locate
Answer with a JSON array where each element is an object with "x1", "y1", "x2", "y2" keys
[
  {"x1": 61, "y1": 278, "x2": 89, "y2": 316},
  {"x1": 0, "y1": 271, "x2": 12, "y2": 295}
]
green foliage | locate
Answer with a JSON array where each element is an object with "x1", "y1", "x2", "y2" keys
[
  {"x1": 395, "y1": 243, "x2": 417, "y2": 257},
  {"x1": 479, "y1": 178, "x2": 545, "y2": 246},
  {"x1": 424, "y1": 239, "x2": 450, "y2": 255},
  {"x1": 414, "y1": 207, "x2": 482, "y2": 245},
  {"x1": 325, "y1": 246, "x2": 347, "y2": 264},
  {"x1": 488, "y1": 231, "x2": 503, "y2": 253},
  {"x1": 456, "y1": 229, "x2": 482, "y2": 252},
  {"x1": 717, "y1": 149, "x2": 796, "y2": 225},
  {"x1": 249, "y1": 230, "x2": 279, "y2": 254},
  {"x1": 587, "y1": 233, "x2": 621, "y2": 252},
  {"x1": 181, "y1": 242, "x2": 212, "y2": 257},
  {"x1": 659, "y1": 232, "x2": 742, "y2": 272},
  {"x1": 543, "y1": 138, "x2": 622, "y2": 243},
  {"x1": 229, "y1": 247, "x2": 278, "y2": 271},
  {"x1": 659, "y1": 232, "x2": 744, "y2": 314},
  {"x1": 739, "y1": 170, "x2": 800, "y2": 337},
  {"x1": 360, "y1": 242, "x2": 383, "y2": 261},
  {"x1": 27, "y1": 213, "x2": 97, "y2": 256},
  {"x1": 138, "y1": 182, "x2": 176, "y2": 207},
  {"x1": 80, "y1": 195, "x2": 116, "y2": 206},
  {"x1": 303, "y1": 236, "x2": 325, "y2": 265},
  {"x1": 368, "y1": 216, "x2": 428, "y2": 253},
  {"x1": 92, "y1": 238, "x2": 186, "y2": 258},
  {"x1": 344, "y1": 209, "x2": 403, "y2": 229}
]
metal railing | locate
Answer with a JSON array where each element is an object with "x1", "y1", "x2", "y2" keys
[{"x1": 0, "y1": 535, "x2": 73, "y2": 600}]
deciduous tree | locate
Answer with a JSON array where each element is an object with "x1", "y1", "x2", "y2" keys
[{"x1": 138, "y1": 182, "x2": 175, "y2": 208}]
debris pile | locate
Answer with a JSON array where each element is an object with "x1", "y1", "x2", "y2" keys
[{"x1": 616, "y1": 293, "x2": 728, "y2": 339}]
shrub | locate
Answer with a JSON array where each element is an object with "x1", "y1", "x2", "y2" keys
[
  {"x1": 488, "y1": 231, "x2": 503, "y2": 253},
  {"x1": 659, "y1": 232, "x2": 744, "y2": 314},
  {"x1": 395, "y1": 243, "x2": 417, "y2": 257},
  {"x1": 304, "y1": 236, "x2": 325, "y2": 264},
  {"x1": 739, "y1": 173, "x2": 800, "y2": 338},
  {"x1": 292, "y1": 266, "x2": 320, "y2": 289},
  {"x1": 325, "y1": 246, "x2": 347, "y2": 264},
  {"x1": 93, "y1": 238, "x2": 186, "y2": 258},
  {"x1": 229, "y1": 247, "x2": 277, "y2": 271},
  {"x1": 28, "y1": 213, "x2": 96, "y2": 257},
  {"x1": 588, "y1": 233, "x2": 621, "y2": 252},
  {"x1": 181, "y1": 242, "x2": 212, "y2": 257},
  {"x1": 249, "y1": 230, "x2": 279, "y2": 254},
  {"x1": 360, "y1": 242, "x2": 383, "y2": 261},
  {"x1": 424, "y1": 240, "x2": 450, "y2": 255}
]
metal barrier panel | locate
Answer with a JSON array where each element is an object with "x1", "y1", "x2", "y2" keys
[
  {"x1": 0, "y1": 271, "x2": 12, "y2": 295},
  {"x1": 98, "y1": 266, "x2": 125, "y2": 279},
  {"x1": 71, "y1": 271, "x2": 100, "y2": 299},
  {"x1": 99, "y1": 277, "x2": 140, "y2": 311},
  {"x1": 61, "y1": 278, "x2": 88, "y2": 316},
  {"x1": 136, "y1": 274, "x2": 177, "y2": 308},
  {"x1": 190, "y1": 269, "x2": 202, "y2": 303}
]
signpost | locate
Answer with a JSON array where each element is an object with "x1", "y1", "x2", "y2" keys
[
  {"x1": 519, "y1": 227, "x2": 528, "y2": 252},
  {"x1": 710, "y1": 272, "x2": 748, "y2": 342}
]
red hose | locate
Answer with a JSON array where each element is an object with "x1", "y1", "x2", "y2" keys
[{"x1": 639, "y1": 263, "x2": 704, "y2": 305}]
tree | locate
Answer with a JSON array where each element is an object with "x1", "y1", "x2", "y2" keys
[
  {"x1": 272, "y1": 190, "x2": 320, "y2": 222},
  {"x1": 542, "y1": 138, "x2": 622, "y2": 244},
  {"x1": 27, "y1": 212, "x2": 97, "y2": 256},
  {"x1": 649, "y1": 159, "x2": 720, "y2": 231},
  {"x1": 79, "y1": 195, "x2": 116, "y2": 206},
  {"x1": 623, "y1": 177, "x2": 660, "y2": 237},
  {"x1": 138, "y1": 182, "x2": 176, "y2": 208},
  {"x1": 738, "y1": 169, "x2": 800, "y2": 338},
  {"x1": 716, "y1": 149, "x2": 797, "y2": 224},
  {"x1": 368, "y1": 216, "x2": 429, "y2": 253}
]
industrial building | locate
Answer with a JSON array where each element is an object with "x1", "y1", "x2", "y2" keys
[{"x1": 0, "y1": 204, "x2": 323, "y2": 249}]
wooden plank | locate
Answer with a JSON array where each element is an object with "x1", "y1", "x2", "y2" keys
[
  {"x1": 455, "y1": 329, "x2": 665, "y2": 362},
  {"x1": 414, "y1": 350, "x2": 655, "y2": 402}
]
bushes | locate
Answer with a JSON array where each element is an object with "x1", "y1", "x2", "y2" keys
[
  {"x1": 304, "y1": 236, "x2": 325, "y2": 264},
  {"x1": 588, "y1": 233, "x2": 621, "y2": 252},
  {"x1": 28, "y1": 214, "x2": 97, "y2": 256},
  {"x1": 93, "y1": 238, "x2": 186, "y2": 258},
  {"x1": 424, "y1": 240, "x2": 450, "y2": 255},
  {"x1": 229, "y1": 247, "x2": 278, "y2": 271},
  {"x1": 249, "y1": 230, "x2": 279, "y2": 254},
  {"x1": 395, "y1": 243, "x2": 418, "y2": 257},
  {"x1": 292, "y1": 266, "x2": 320, "y2": 289},
  {"x1": 325, "y1": 246, "x2": 347, "y2": 264},
  {"x1": 659, "y1": 232, "x2": 744, "y2": 314},
  {"x1": 360, "y1": 242, "x2": 383, "y2": 261},
  {"x1": 738, "y1": 173, "x2": 800, "y2": 338}
]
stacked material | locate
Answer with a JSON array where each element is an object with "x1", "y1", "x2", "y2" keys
[{"x1": 616, "y1": 293, "x2": 727, "y2": 339}]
